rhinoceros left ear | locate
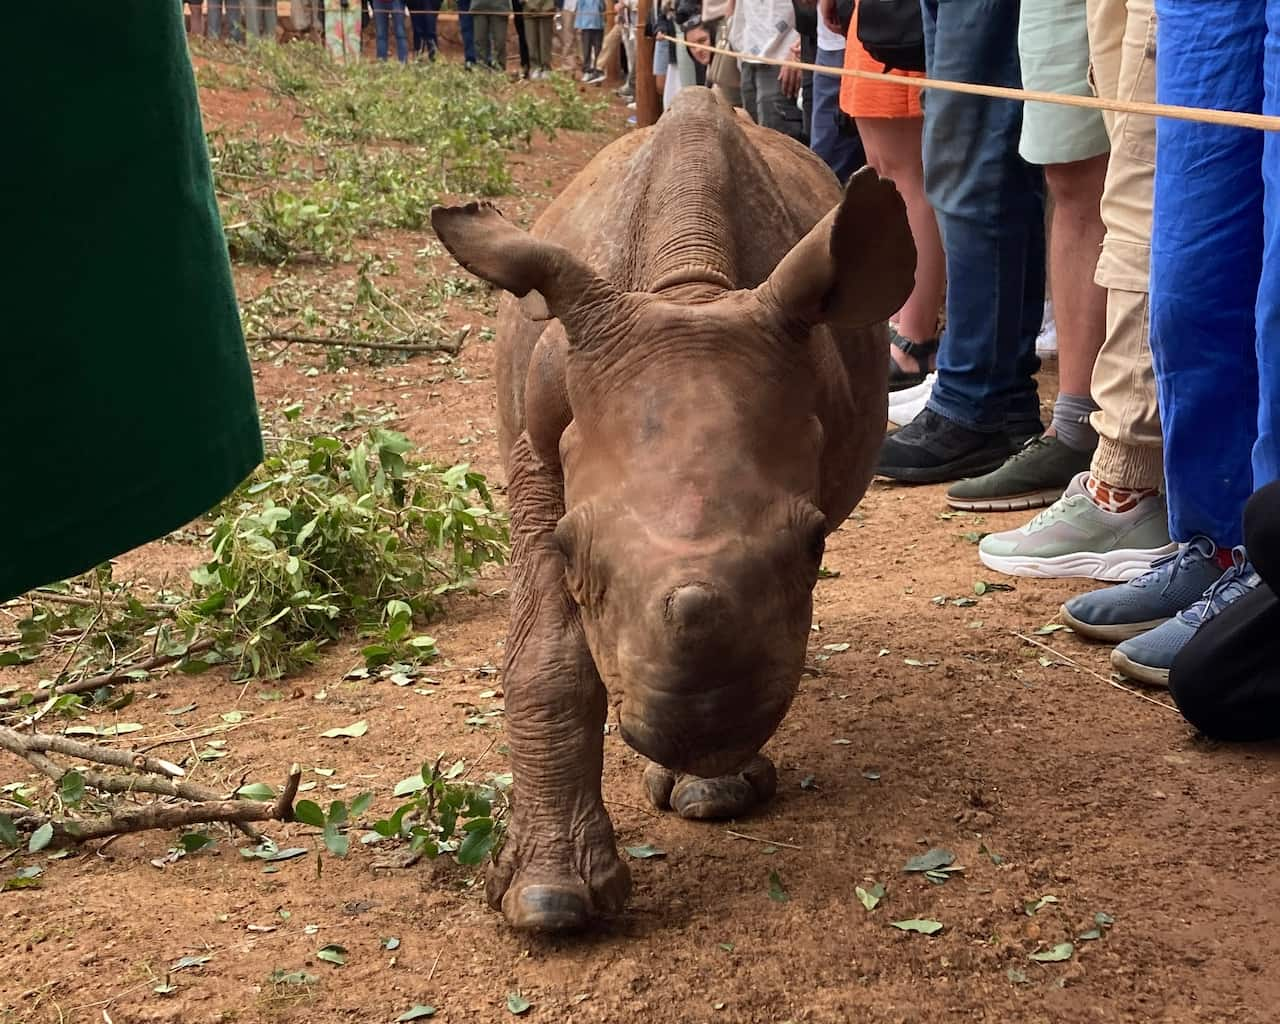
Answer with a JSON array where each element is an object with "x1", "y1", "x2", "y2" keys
[
  {"x1": 431, "y1": 202, "x2": 624, "y2": 339},
  {"x1": 757, "y1": 167, "x2": 916, "y2": 330}
]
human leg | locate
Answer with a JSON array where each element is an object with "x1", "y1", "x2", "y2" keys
[
  {"x1": 745, "y1": 63, "x2": 803, "y2": 140},
  {"x1": 491, "y1": 13, "x2": 510, "y2": 69},
  {"x1": 392, "y1": 0, "x2": 408, "y2": 60},
  {"x1": 812, "y1": 47, "x2": 865, "y2": 183},
  {"x1": 878, "y1": 0, "x2": 1045, "y2": 483},
  {"x1": 374, "y1": 0, "x2": 391, "y2": 57},
  {"x1": 458, "y1": 0, "x2": 478, "y2": 64},
  {"x1": 512, "y1": 0, "x2": 531, "y2": 74}
]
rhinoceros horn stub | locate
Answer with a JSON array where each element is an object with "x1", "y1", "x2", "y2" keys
[
  {"x1": 756, "y1": 166, "x2": 917, "y2": 332},
  {"x1": 430, "y1": 201, "x2": 630, "y2": 348}
]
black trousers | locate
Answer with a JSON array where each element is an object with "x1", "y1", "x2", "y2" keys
[{"x1": 1170, "y1": 481, "x2": 1280, "y2": 741}]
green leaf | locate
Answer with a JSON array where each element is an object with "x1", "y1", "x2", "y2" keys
[
  {"x1": 903, "y1": 848, "x2": 955, "y2": 873},
  {"x1": 855, "y1": 883, "x2": 885, "y2": 911},
  {"x1": 397, "y1": 1007, "x2": 437, "y2": 1021},
  {"x1": 293, "y1": 800, "x2": 326, "y2": 828},
  {"x1": 767, "y1": 870, "x2": 789, "y2": 903},
  {"x1": 0, "y1": 814, "x2": 18, "y2": 847},
  {"x1": 1077, "y1": 928, "x2": 1103, "y2": 941},
  {"x1": 350, "y1": 792, "x2": 373, "y2": 818},
  {"x1": 320, "y1": 720, "x2": 368, "y2": 739},
  {"x1": 323, "y1": 822, "x2": 349, "y2": 858},
  {"x1": 1034, "y1": 623, "x2": 1070, "y2": 635},
  {"x1": 506, "y1": 992, "x2": 532, "y2": 1016},
  {"x1": 382, "y1": 936, "x2": 401, "y2": 950},
  {"x1": 1023, "y1": 894, "x2": 1058, "y2": 916},
  {"x1": 28, "y1": 822, "x2": 54, "y2": 853},
  {"x1": 393, "y1": 773, "x2": 427, "y2": 797},
  {"x1": 1029, "y1": 942, "x2": 1074, "y2": 963},
  {"x1": 271, "y1": 969, "x2": 318, "y2": 985},
  {"x1": 59, "y1": 771, "x2": 85, "y2": 808},
  {"x1": 1095, "y1": 911, "x2": 1115, "y2": 927},
  {"x1": 2, "y1": 874, "x2": 42, "y2": 891},
  {"x1": 236, "y1": 782, "x2": 276, "y2": 801},
  {"x1": 178, "y1": 832, "x2": 216, "y2": 854},
  {"x1": 317, "y1": 944, "x2": 347, "y2": 966},
  {"x1": 456, "y1": 823, "x2": 497, "y2": 865},
  {"x1": 890, "y1": 919, "x2": 943, "y2": 935},
  {"x1": 624, "y1": 844, "x2": 666, "y2": 860},
  {"x1": 978, "y1": 841, "x2": 1004, "y2": 865},
  {"x1": 171, "y1": 954, "x2": 213, "y2": 971}
]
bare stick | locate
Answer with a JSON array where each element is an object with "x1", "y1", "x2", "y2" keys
[
  {"x1": 19, "y1": 591, "x2": 178, "y2": 615},
  {"x1": 725, "y1": 829, "x2": 803, "y2": 850},
  {"x1": 13, "y1": 732, "x2": 186, "y2": 778},
  {"x1": 0, "y1": 639, "x2": 216, "y2": 714},
  {"x1": 247, "y1": 332, "x2": 462, "y2": 355},
  {"x1": 1013, "y1": 632, "x2": 1179, "y2": 713},
  {"x1": 19, "y1": 765, "x2": 301, "y2": 846}
]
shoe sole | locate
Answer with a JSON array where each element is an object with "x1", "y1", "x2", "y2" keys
[
  {"x1": 947, "y1": 487, "x2": 1066, "y2": 513},
  {"x1": 1111, "y1": 649, "x2": 1171, "y2": 688},
  {"x1": 1060, "y1": 605, "x2": 1170, "y2": 642},
  {"x1": 876, "y1": 449, "x2": 1009, "y2": 485},
  {"x1": 980, "y1": 543, "x2": 1178, "y2": 583}
]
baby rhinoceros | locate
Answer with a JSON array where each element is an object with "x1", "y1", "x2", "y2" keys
[{"x1": 431, "y1": 86, "x2": 915, "y2": 931}]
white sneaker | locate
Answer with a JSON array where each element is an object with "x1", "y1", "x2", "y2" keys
[
  {"x1": 1036, "y1": 299, "x2": 1057, "y2": 358},
  {"x1": 887, "y1": 372, "x2": 935, "y2": 427}
]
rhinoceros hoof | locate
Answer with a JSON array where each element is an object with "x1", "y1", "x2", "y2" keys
[
  {"x1": 486, "y1": 818, "x2": 632, "y2": 932},
  {"x1": 642, "y1": 754, "x2": 778, "y2": 820}
]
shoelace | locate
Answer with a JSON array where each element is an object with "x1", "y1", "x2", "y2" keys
[
  {"x1": 1128, "y1": 535, "x2": 1217, "y2": 592},
  {"x1": 1179, "y1": 547, "x2": 1259, "y2": 626}
]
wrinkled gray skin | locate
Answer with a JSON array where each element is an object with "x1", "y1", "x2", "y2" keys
[{"x1": 431, "y1": 87, "x2": 915, "y2": 931}]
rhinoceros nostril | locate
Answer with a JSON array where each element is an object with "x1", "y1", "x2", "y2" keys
[{"x1": 664, "y1": 583, "x2": 719, "y2": 632}]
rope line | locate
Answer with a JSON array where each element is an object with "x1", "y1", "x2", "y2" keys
[{"x1": 659, "y1": 34, "x2": 1280, "y2": 133}]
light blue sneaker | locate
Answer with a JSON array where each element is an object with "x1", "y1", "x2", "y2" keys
[
  {"x1": 1111, "y1": 548, "x2": 1262, "y2": 687},
  {"x1": 1061, "y1": 536, "x2": 1225, "y2": 642}
]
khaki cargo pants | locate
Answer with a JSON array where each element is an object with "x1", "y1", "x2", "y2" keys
[{"x1": 1086, "y1": 0, "x2": 1164, "y2": 488}]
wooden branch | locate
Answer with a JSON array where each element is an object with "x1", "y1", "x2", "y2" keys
[
  {"x1": 0, "y1": 639, "x2": 216, "y2": 714},
  {"x1": 13, "y1": 765, "x2": 302, "y2": 847},
  {"x1": 21, "y1": 590, "x2": 178, "y2": 615},
  {"x1": 15, "y1": 732, "x2": 186, "y2": 779},
  {"x1": 247, "y1": 332, "x2": 462, "y2": 355}
]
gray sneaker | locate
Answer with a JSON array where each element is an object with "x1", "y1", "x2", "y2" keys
[
  {"x1": 947, "y1": 435, "x2": 1091, "y2": 513},
  {"x1": 978, "y1": 472, "x2": 1176, "y2": 581},
  {"x1": 1061, "y1": 535, "x2": 1226, "y2": 642},
  {"x1": 1112, "y1": 548, "x2": 1261, "y2": 686}
]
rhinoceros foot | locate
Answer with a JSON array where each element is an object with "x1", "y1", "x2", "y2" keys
[
  {"x1": 486, "y1": 804, "x2": 632, "y2": 931},
  {"x1": 642, "y1": 754, "x2": 778, "y2": 820}
]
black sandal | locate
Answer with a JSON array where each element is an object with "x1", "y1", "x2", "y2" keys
[{"x1": 888, "y1": 326, "x2": 940, "y2": 392}]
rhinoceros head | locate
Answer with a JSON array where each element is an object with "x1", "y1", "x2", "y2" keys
[{"x1": 432, "y1": 170, "x2": 913, "y2": 779}]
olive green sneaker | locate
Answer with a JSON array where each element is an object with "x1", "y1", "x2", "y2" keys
[{"x1": 946, "y1": 435, "x2": 1092, "y2": 513}]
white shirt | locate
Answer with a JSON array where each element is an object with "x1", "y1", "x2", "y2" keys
[
  {"x1": 729, "y1": 0, "x2": 798, "y2": 64},
  {"x1": 817, "y1": 17, "x2": 845, "y2": 51}
]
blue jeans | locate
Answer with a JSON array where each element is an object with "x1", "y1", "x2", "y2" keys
[
  {"x1": 1150, "y1": 0, "x2": 1280, "y2": 547},
  {"x1": 921, "y1": 0, "x2": 1045, "y2": 434},
  {"x1": 207, "y1": 0, "x2": 243, "y2": 42},
  {"x1": 410, "y1": 0, "x2": 442, "y2": 55},
  {"x1": 374, "y1": 0, "x2": 408, "y2": 61},
  {"x1": 811, "y1": 47, "x2": 865, "y2": 184},
  {"x1": 457, "y1": 0, "x2": 478, "y2": 64}
]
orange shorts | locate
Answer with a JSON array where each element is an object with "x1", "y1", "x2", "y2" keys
[{"x1": 838, "y1": 8, "x2": 925, "y2": 120}]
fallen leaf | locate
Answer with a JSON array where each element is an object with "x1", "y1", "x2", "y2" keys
[
  {"x1": 221, "y1": 710, "x2": 245, "y2": 723},
  {"x1": 903, "y1": 848, "x2": 956, "y2": 873},
  {"x1": 855, "y1": 883, "x2": 885, "y2": 911},
  {"x1": 397, "y1": 1007, "x2": 437, "y2": 1021},
  {"x1": 1024, "y1": 894, "x2": 1059, "y2": 916},
  {"x1": 271, "y1": 970, "x2": 317, "y2": 985},
  {"x1": 861, "y1": 769, "x2": 881, "y2": 781},
  {"x1": 799, "y1": 774, "x2": 818, "y2": 790},
  {"x1": 321, "y1": 720, "x2": 368, "y2": 739},
  {"x1": 1029, "y1": 942, "x2": 1074, "y2": 963},
  {"x1": 171, "y1": 955, "x2": 212, "y2": 971},
  {"x1": 28, "y1": 822, "x2": 54, "y2": 853},
  {"x1": 891, "y1": 919, "x2": 943, "y2": 935},
  {"x1": 506, "y1": 992, "x2": 532, "y2": 1016},
  {"x1": 978, "y1": 842, "x2": 1004, "y2": 865},
  {"x1": 317, "y1": 944, "x2": 347, "y2": 966},
  {"x1": 1095, "y1": 911, "x2": 1115, "y2": 927},
  {"x1": 166, "y1": 703, "x2": 198, "y2": 716},
  {"x1": 624, "y1": 844, "x2": 666, "y2": 860},
  {"x1": 382, "y1": 936, "x2": 401, "y2": 950},
  {"x1": 822, "y1": 642, "x2": 851, "y2": 653},
  {"x1": 1077, "y1": 928, "x2": 1103, "y2": 941},
  {"x1": 236, "y1": 782, "x2": 276, "y2": 801},
  {"x1": 718, "y1": 942, "x2": 735, "y2": 952},
  {"x1": 1034, "y1": 624, "x2": 1069, "y2": 635},
  {"x1": 832, "y1": 738, "x2": 852, "y2": 746},
  {"x1": 767, "y1": 870, "x2": 789, "y2": 903},
  {"x1": 1007, "y1": 967, "x2": 1029, "y2": 984}
]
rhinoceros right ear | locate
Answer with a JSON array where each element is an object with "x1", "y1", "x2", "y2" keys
[
  {"x1": 431, "y1": 202, "x2": 621, "y2": 337},
  {"x1": 757, "y1": 167, "x2": 916, "y2": 330}
]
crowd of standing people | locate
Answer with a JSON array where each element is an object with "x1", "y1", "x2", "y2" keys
[{"x1": 645, "y1": 0, "x2": 1279, "y2": 739}]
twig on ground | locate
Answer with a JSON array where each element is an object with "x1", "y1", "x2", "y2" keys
[
  {"x1": 1013, "y1": 632, "x2": 1179, "y2": 713},
  {"x1": 0, "y1": 639, "x2": 216, "y2": 714},
  {"x1": 247, "y1": 332, "x2": 462, "y2": 355},
  {"x1": 725, "y1": 829, "x2": 803, "y2": 850}
]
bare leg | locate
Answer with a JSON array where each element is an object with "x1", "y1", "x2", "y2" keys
[
  {"x1": 1044, "y1": 154, "x2": 1109, "y2": 396},
  {"x1": 189, "y1": 3, "x2": 205, "y2": 36},
  {"x1": 486, "y1": 435, "x2": 630, "y2": 931},
  {"x1": 857, "y1": 115, "x2": 946, "y2": 373}
]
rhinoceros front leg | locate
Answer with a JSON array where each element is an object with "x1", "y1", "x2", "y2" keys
[
  {"x1": 487, "y1": 436, "x2": 630, "y2": 931},
  {"x1": 641, "y1": 755, "x2": 779, "y2": 820}
]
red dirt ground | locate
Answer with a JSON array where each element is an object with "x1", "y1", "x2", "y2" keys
[{"x1": 3, "y1": 50, "x2": 1279, "y2": 1024}]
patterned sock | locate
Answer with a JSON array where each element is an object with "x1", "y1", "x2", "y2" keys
[
  {"x1": 1085, "y1": 474, "x2": 1158, "y2": 514},
  {"x1": 1050, "y1": 392, "x2": 1100, "y2": 453}
]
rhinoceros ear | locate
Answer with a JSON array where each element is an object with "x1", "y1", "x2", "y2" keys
[
  {"x1": 431, "y1": 202, "x2": 621, "y2": 336},
  {"x1": 757, "y1": 167, "x2": 916, "y2": 330}
]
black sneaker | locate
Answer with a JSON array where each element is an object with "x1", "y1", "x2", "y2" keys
[{"x1": 876, "y1": 408, "x2": 1015, "y2": 484}]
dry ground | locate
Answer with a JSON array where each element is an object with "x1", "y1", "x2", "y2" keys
[{"x1": 3, "y1": 47, "x2": 1279, "y2": 1024}]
